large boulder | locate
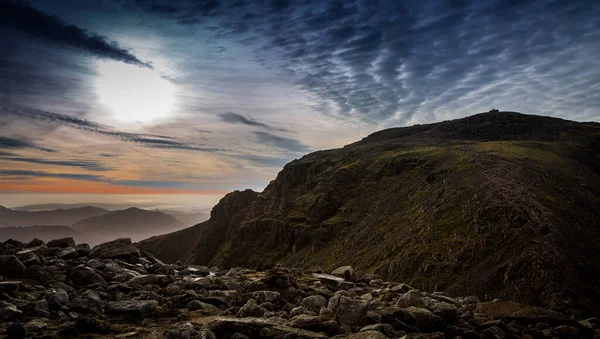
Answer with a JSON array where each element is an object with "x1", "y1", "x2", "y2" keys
[
  {"x1": 404, "y1": 306, "x2": 444, "y2": 332},
  {"x1": 89, "y1": 238, "x2": 140, "y2": 259},
  {"x1": 331, "y1": 266, "x2": 357, "y2": 282},
  {"x1": 0, "y1": 255, "x2": 26, "y2": 277},
  {"x1": 68, "y1": 290, "x2": 105, "y2": 314},
  {"x1": 328, "y1": 294, "x2": 371, "y2": 327},
  {"x1": 47, "y1": 237, "x2": 76, "y2": 248},
  {"x1": 301, "y1": 295, "x2": 328, "y2": 314},
  {"x1": 0, "y1": 301, "x2": 22, "y2": 320},
  {"x1": 70, "y1": 265, "x2": 107, "y2": 286}
]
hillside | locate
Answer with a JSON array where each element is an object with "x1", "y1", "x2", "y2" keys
[
  {"x1": 74, "y1": 207, "x2": 182, "y2": 244},
  {"x1": 137, "y1": 111, "x2": 600, "y2": 316},
  {"x1": 0, "y1": 205, "x2": 109, "y2": 228}
]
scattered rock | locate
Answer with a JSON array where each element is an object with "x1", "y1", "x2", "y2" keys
[
  {"x1": 47, "y1": 237, "x2": 76, "y2": 248},
  {"x1": 106, "y1": 300, "x2": 158, "y2": 318},
  {"x1": 0, "y1": 255, "x2": 26, "y2": 277},
  {"x1": 331, "y1": 266, "x2": 357, "y2": 282},
  {"x1": 328, "y1": 294, "x2": 371, "y2": 326}
]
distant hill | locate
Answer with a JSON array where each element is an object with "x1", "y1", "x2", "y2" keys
[
  {"x1": 0, "y1": 206, "x2": 109, "y2": 228},
  {"x1": 73, "y1": 207, "x2": 183, "y2": 244},
  {"x1": 0, "y1": 225, "x2": 97, "y2": 244},
  {"x1": 138, "y1": 111, "x2": 600, "y2": 316},
  {"x1": 12, "y1": 202, "x2": 149, "y2": 211},
  {"x1": 157, "y1": 210, "x2": 209, "y2": 227}
]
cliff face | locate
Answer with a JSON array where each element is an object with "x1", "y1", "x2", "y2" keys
[{"x1": 138, "y1": 112, "x2": 600, "y2": 315}]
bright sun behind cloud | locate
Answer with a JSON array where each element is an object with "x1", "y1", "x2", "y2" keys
[{"x1": 95, "y1": 61, "x2": 175, "y2": 123}]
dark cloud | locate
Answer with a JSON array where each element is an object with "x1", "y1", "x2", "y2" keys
[
  {"x1": 0, "y1": 1, "x2": 152, "y2": 68},
  {"x1": 0, "y1": 156, "x2": 111, "y2": 171},
  {"x1": 0, "y1": 136, "x2": 53, "y2": 152},
  {"x1": 254, "y1": 131, "x2": 310, "y2": 153},
  {"x1": 219, "y1": 112, "x2": 287, "y2": 131}
]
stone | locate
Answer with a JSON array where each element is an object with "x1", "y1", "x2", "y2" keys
[
  {"x1": 70, "y1": 265, "x2": 107, "y2": 286},
  {"x1": 360, "y1": 323, "x2": 396, "y2": 337},
  {"x1": 319, "y1": 307, "x2": 335, "y2": 322},
  {"x1": 15, "y1": 248, "x2": 41, "y2": 266},
  {"x1": 89, "y1": 238, "x2": 140, "y2": 259},
  {"x1": 4, "y1": 321, "x2": 26, "y2": 338},
  {"x1": 187, "y1": 300, "x2": 221, "y2": 314},
  {"x1": 289, "y1": 314, "x2": 321, "y2": 329},
  {"x1": 464, "y1": 296, "x2": 480, "y2": 304},
  {"x1": 47, "y1": 237, "x2": 76, "y2": 248},
  {"x1": 348, "y1": 330, "x2": 388, "y2": 338},
  {"x1": 24, "y1": 319, "x2": 48, "y2": 332},
  {"x1": 301, "y1": 295, "x2": 328, "y2": 314},
  {"x1": 238, "y1": 299, "x2": 268, "y2": 317},
  {"x1": 552, "y1": 325, "x2": 580, "y2": 338},
  {"x1": 0, "y1": 301, "x2": 22, "y2": 320},
  {"x1": 126, "y1": 274, "x2": 172, "y2": 287},
  {"x1": 106, "y1": 300, "x2": 158, "y2": 318},
  {"x1": 244, "y1": 290, "x2": 281, "y2": 304},
  {"x1": 331, "y1": 266, "x2": 357, "y2": 282},
  {"x1": 291, "y1": 306, "x2": 315, "y2": 317},
  {"x1": 45, "y1": 287, "x2": 70, "y2": 309},
  {"x1": 483, "y1": 325, "x2": 506, "y2": 339},
  {"x1": 0, "y1": 281, "x2": 22, "y2": 295},
  {"x1": 163, "y1": 322, "x2": 199, "y2": 339},
  {"x1": 405, "y1": 306, "x2": 444, "y2": 332},
  {"x1": 0, "y1": 255, "x2": 26, "y2": 277},
  {"x1": 69, "y1": 290, "x2": 105, "y2": 314},
  {"x1": 328, "y1": 294, "x2": 371, "y2": 327},
  {"x1": 397, "y1": 290, "x2": 426, "y2": 308},
  {"x1": 58, "y1": 247, "x2": 78, "y2": 259},
  {"x1": 28, "y1": 238, "x2": 45, "y2": 247},
  {"x1": 429, "y1": 301, "x2": 459, "y2": 323}
]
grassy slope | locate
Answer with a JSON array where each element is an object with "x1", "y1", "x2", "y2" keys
[{"x1": 142, "y1": 112, "x2": 600, "y2": 315}]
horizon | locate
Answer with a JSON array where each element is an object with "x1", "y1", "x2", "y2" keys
[{"x1": 1, "y1": 0, "x2": 599, "y2": 204}]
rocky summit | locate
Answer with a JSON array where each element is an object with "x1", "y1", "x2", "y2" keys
[
  {"x1": 0, "y1": 237, "x2": 598, "y2": 338},
  {"x1": 138, "y1": 112, "x2": 600, "y2": 317}
]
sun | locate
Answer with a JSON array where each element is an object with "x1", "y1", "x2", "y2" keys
[{"x1": 95, "y1": 61, "x2": 175, "y2": 123}]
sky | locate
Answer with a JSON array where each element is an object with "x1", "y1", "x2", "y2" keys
[{"x1": 0, "y1": 0, "x2": 599, "y2": 204}]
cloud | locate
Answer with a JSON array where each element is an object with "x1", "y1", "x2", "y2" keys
[
  {"x1": 0, "y1": 136, "x2": 53, "y2": 152},
  {"x1": 0, "y1": 170, "x2": 103, "y2": 182},
  {"x1": 254, "y1": 131, "x2": 310, "y2": 153},
  {"x1": 0, "y1": 0, "x2": 152, "y2": 68},
  {"x1": 219, "y1": 112, "x2": 287, "y2": 131},
  {"x1": 0, "y1": 156, "x2": 111, "y2": 171},
  {"x1": 4, "y1": 108, "x2": 220, "y2": 152}
]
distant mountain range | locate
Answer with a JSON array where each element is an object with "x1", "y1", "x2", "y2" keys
[
  {"x1": 0, "y1": 204, "x2": 207, "y2": 245},
  {"x1": 0, "y1": 205, "x2": 109, "y2": 228},
  {"x1": 72, "y1": 208, "x2": 183, "y2": 244}
]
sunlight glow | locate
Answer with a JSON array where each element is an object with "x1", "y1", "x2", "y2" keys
[{"x1": 95, "y1": 61, "x2": 175, "y2": 123}]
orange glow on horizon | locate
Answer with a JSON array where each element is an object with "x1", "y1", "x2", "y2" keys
[{"x1": 0, "y1": 182, "x2": 228, "y2": 195}]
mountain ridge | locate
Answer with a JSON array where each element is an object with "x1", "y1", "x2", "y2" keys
[{"x1": 138, "y1": 111, "x2": 600, "y2": 316}]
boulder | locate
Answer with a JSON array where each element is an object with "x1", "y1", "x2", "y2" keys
[
  {"x1": 397, "y1": 290, "x2": 426, "y2": 308},
  {"x1": 70, "y1": 265, "x2": 107, "y2": 286},
  {"x1": 45, "y1": 287, "x2": 70, "y2": 309},
  {"x1": 68, "y1": 290, "x2": 105, "y2": 314},
  {"x1": 24, "y1": 319, "x2": 48, "y2": 332},
  {"x1": 58, "y1": 247, "x2": 78, "y2": 259},
  {"x1": 301, "y1": 295, "x2": 328, "y2": 314},
  {"x1": 405, "y1": 306, "x2": 444, "y2": 332},
  {"x1": 328, "y1": 294, "x2": 371, "y2": 327},
  {"x1": 0, "y1": 301, "x2": 22, "y2": 320},
  {"x1": 47, "y1": 237, "x2": 76, "y2": 248},
  {"x1": 187, "y1": 300, "x2": 221, "y2": 314},
  {"x1": 89, "y1": 238, "x2": 140, "y2": 259},
  {"x1": 331, "y1": 266, "x2": 357, "y2": 282},
  {"x1": 348, "y1": 330, "x2": 388, "y2": 338},
  {"x1": 429, "y1": 301, "x2": 459, "y2": 323},
  {"x1": 238, "y1": 299, "x2": 267, "y2": 318},
  {"x1": 0, "y1": 281, "x2": 22, "y2": 295},
  {"x1": 0, "y1": 255, "x2": 26, "y2": 277},
  {"x1": 289, "y1": 314, "x2": 321, "y2": 329},
  {"x1": 106, "y1": 300, "x2": 158, "y2": 318}
]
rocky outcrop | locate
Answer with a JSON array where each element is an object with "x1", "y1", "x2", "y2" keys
[
  {"x1": 138, "y1": 111, "x2": 600, "y2": 317},
  {"x1": 1, "y1": 238, "x2": 598, "y2": 338}
]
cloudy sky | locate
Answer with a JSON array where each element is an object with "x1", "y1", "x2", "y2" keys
[{"x1": 0, "y1": 0, "x2": 599, "y2": 200}]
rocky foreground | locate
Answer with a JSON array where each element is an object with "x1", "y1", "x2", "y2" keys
[{"x1": 0, "y1": 238, "x2": 597, "y2": 338}]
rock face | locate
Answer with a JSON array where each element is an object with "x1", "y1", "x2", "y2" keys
[
  {"x1": 138, "y1": 111, "x2": 600, "y2": 317},
  {"x1": 0, "y1": 238, "x2": 597, "y2": 338}
]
